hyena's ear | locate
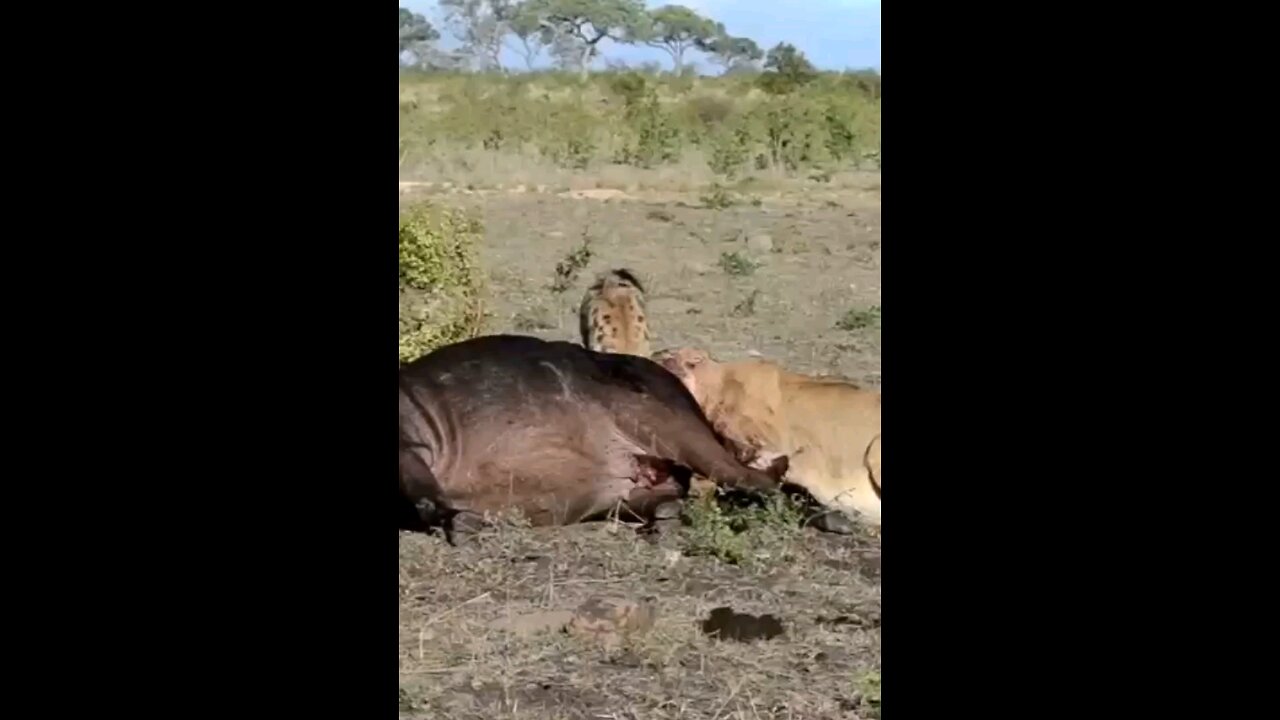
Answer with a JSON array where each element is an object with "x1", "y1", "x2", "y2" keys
[{"x1": 612, "y1": 268, "x2": 645, "y2": 293}]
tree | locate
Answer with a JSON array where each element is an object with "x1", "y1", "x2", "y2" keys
[
  {"x1": 439, "y1": 0, "x2": 515, "y2": 72},
  {"x1": 518, "y1": 0, "x2": 647, "y2": 81},
  {"x1": 507, "y1": 4, "x2": 547, "y2": 71},
  {"x1": 635, "y1": 5, "x2": 718, "y2": 76},
  {"x1": 695, "y1": 29, "x2": 763, "y2": 74},
  {"x1": 758, "y1": 42, "x2": 817, "y2": 94},
  {"x1": 399, "y1": 7, "x2": 450, "y2": 68},
  {"x1": 548, "y1": 32, "x2": 597, "y2": 72},
  {"x1": 396, "y1": 7, "x2": 442, "y2": 67},
  {"x1": 399, "y1": 8, "x2": 440, "y2": 53}
]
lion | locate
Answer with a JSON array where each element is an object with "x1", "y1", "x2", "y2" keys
[
  {"x1": 579, "y1": 268, "x2": 651, "y2": 356},
  {"x1": 652, "y1": 347, "x2": 882, "y2": 527}
]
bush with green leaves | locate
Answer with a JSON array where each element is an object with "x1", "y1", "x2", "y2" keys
[
  {"x1": 680, "y1": 490, "x2": 807, "y2": 566},
  {"x1": 757, "y1": 42, "x2": 819, "y2": 95},
  {"x1": 537, "y1": 99, "x2": 600, "y2": 169},
  {"x1": 706, "y1": 125, "x2": 752, "y2": 178},
  {"x1": 609, "y1": 73, "x2": 683, "y2": 167},
  {"x1": 618, "y1": 96, "x2": 682, "y2": 167},
  {"x1": 752, "y1": 96, "x2": 834, "y2": 171},
  {"x1": 398, "y1": 201, "x2": 485, "y2": 363}
]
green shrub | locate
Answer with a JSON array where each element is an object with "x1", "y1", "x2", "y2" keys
[
  {"x1": 680, "y1": 491, "x2": 806, "y2": 566},
  {"x1": 752, "y1": 97, "x2": 834, "y2": 172},
  {"x1": 719, "y1": 250, "x2": 759, "y2": 275},
  {"x1": 398, "y1": 202, "x2": 485, "y2": 363},
  {"x1": 837, "y1": 305, "x2": 882, "y2": 331},
  {"x1": 397, "y1": 71, "x2": 881, "y2": 176},
  {"x1": 614, "y1": 81, "x2": 683, "y2": 168},
  {"x1": 537, "y1": 99, "x2": 599, "y2": 169},
  {"x1": 706, "y1": 125, "x2": 752, "y2": 178}
]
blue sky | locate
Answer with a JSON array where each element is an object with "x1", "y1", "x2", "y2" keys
[{"x1": 403, "y1": 0, "x2": 881, "y2": 73}]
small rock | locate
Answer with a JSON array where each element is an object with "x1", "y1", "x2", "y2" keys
[
  {"x1": 547, "y1": 230, "x2": 565, "y2": 239},
  {"x1": 807, "y1": 510, "x2": 858, "y2": 535},
  {"x1": 857, "y1": 553, "x2": 882, "y2": 582},
  {"x1": 683, "y1": 579, "x2": 716, "y2": 596},
  {"x1": 815, "y1": 607, "x2": 881, "y2": 630},
  {"x1": 608, "y1": 650, "x2": 644, "y2": 668},
  {"x1": 814, "y1": 646, "x2": 851, "y2": 665},
  {"x1": 488, "y1": 610, "x2": 575, "y2": 637},
  {"x1": 569, "y1": 596, "x2": 656, "y2": 643},
  {"x1": 747, "y1": 233, "x2": 774, "y2": 252},
  {"x1": 562, "y1": 188, "x2": 631, "y2": 202}
]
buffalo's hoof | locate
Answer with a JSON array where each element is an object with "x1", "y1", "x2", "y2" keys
[
  {"x1": 444, "y1": 511, "x2": 488, "y2": 546},
  {"x1": 413, "y1": 498, "x2": 440, "y2": 525}
]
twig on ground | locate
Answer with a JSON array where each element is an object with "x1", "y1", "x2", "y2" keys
[
  {"x1": 422, "y1": 591, "x2": 492, "y2": 626},
  {"x1": 712, "y1": 678, "x2": 745, "y2": 720}
]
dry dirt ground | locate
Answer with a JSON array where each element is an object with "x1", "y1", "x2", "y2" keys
[{"x1": 398, "y1": 176, "x2": 882, "y2": 719}]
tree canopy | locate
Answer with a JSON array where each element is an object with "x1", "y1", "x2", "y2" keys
[
  {"x1": 395, "y1": 0, "x2": 865, "y2": 80},
  {"x1": 399, "y1": 8, "x2": 440, "y2": 54},
  {"x1": 518, "y1": 0, "x2": 647, "y2": 79},
  {"x1": 636, "y1": 5, "x2": 719, "y2": 76},
  {"x1": 696, "y1": 29, "x2": 763, "y2": 72},
  {"x1": 758, "y1": 42, "x2": 818, "y2": 93}
]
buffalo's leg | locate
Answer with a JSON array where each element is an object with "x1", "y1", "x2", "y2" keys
[
  {"x1": 618, "y1": 455, "x2": 691, "y2": 528},
  {"x1": 399, "y1": 442, "x2": 445, "y2": 530},
  {"x1": 619, "y1": 397, "x2": 781, "y2": 495},
  {"x1": 621, "y1": 484, "x2": 685, "y2": 522},
  {"x1": 655, "y1": 421, "x2": 780, "y2": 493}
]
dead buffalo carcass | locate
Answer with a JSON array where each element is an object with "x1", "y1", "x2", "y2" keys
[{"x1": 398, "y1": 335, "x2": 783, "y2": 542}]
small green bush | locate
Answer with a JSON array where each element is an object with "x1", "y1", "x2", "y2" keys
[
  {"x1": 680, "y1": 491, "x2": 806, "y2": 566},
  {"x1": 614, "y1": 83, "x2": 683, "y2": 168},
  {"x1": 701, "y1": 182, "x2": 738, "y2": 209},
  {"x1": 837, "y1": 305, "x2": 882, "y2": 331},
  {"x1": 719, "y1": 250, "x2": 759, "y2": 275},
  {"x1": 706, "y1": 125, "x2": 752, "y2": 178},
  {"x1": 398, "y1": 201, "x2": 485, "y2": 363}
]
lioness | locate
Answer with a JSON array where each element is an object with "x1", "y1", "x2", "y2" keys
[{"x1": 653, "y1": 347, "x2": 882, "y2": 526}]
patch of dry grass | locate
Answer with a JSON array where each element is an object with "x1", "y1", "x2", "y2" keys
[
  {"x1": 401, "y1": 143, "x2": 722, "y2": 195},
  {"x1": 399, "y1": 510, "x2": 881, "y2": 719}
]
